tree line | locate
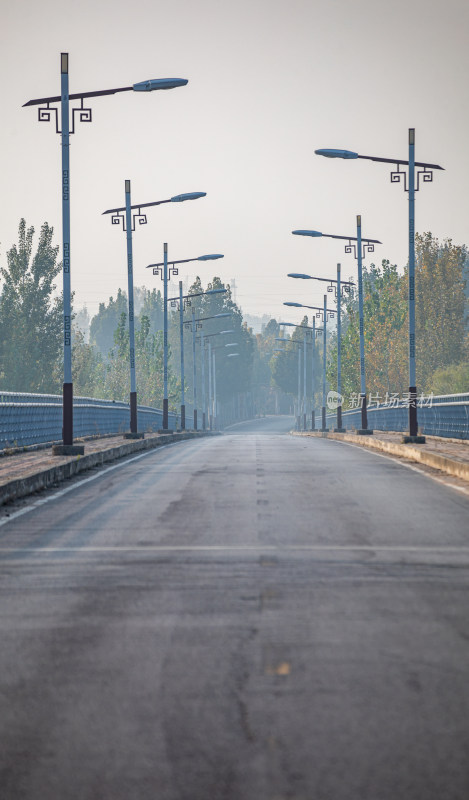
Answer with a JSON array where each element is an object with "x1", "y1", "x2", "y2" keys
[{"x1": 0, "y1": 220, "x2": 467, "y2": 414}]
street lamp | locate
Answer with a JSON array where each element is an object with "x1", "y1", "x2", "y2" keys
[
  {"x1": 292, "y1": 225, "x2": 380, "y2": 434},
  {"x1": 283, "y1": 300, "x2": 336, "y2": 431},
  {"x1": 103, "y1": 193, "x2": 206, "y2": 437},
  {"x1": 195, "y1": 331, "x2": 235, "y2": 430},
  {"x1": 184, "y1": 312, "x2": 231, "y2": 430},
  {"x1": 288, "y1": 270, "x2": 354, "y2": 431},
  {"x1": 24, "y1": 53, "x2": 189, "y2": 455},
  {"x1": 278, "y1": 320, "x2": 323, "y2": 430},
  {"x1": 211, "y1": 344, "x2": 239, "y2": 429},
  {"x1": 167, "y1": 286, "x2": 227, "y2": 430},
  {"x1": 146, "y1": 250, "x2": 224, "y2": 430},
  {"x1": 275, "y1": 331, "x2": 308, "y2": 430},
  {"x1": 315, "y1": 134, "x2": 443, "y2": 443}
]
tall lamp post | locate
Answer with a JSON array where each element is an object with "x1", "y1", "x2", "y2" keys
[
  {"x1": 146, "y1": 251, "x2": 224, "y2": 430},
  {"x1": 166, "y1": 287, "x2": 228, "y2": 430},
  {"x1": 24, "y1": 53, "x2": 188, "y2": 455},
  {"x1": 198, "y1": 333, "x2": 236, "y2": 430},
  {"x1": 287, "y1": 270, "x2": 354, "y2": 431},
  {"x1": 292, "y1": 226, "x2": 380, "y2": 434},
  {"x1": 315, "y1": 135, "x2": 443, "y2": 442},
  {"x1": 275, "y1": 332, "x2": 308, "y2": 430},
  {"x1": 277, "y1": 321, "x2": 319, "y2": 430},
  {"x1": 103, "y1": 191, "x2": 206, "y2": 436},
  {"x1": 184, "y1": 312, "x2": 231, "y2": 429},
  {"x1": 283, "y1": 301, "x2": 336, "y2": 431},
  {"x1": 211, "y1": 347, "x2": 239, "y2": 429}
]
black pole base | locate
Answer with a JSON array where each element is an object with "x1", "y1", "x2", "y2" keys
[
  {"x1": 402, "y1": 434, "x2": 426, "y2": 444},
  {"x1": 53, "y1": 382, "x2": 84, "y2": 454},
  {"x1": 320, "y1": 407, "x2": 329, "y2": 432},
  {"x1": 63, "y1": 382, "x2": 73, "y2": 446},
  {"x1": 334, "y1": 428, "x2": 346, "y2": 433},
  {"x1": 163, "y1": 398, "x2": 169, "y2": 431},
  {"x1": 303, "y1": 413, "x2": 307, "y2": 431},
  {"x1": 356, "y1": 429, "x2": 374, "y2": 436},
  {"x1": 181, "y1": 404, "x2": 186, "y2": 431},
  {"x1": 407, "y1": 385, "x2": 422, "y2": 439},
  {"x1": 130, "y1": 391, "x2": 138, "y2": 434},
  {"x1": 202, "y1": 412, "x2": 206, "y2": 431},
  {"x1": 360, "y1": 393, "x2": 368, "y2": 432},
  {"x1": 194, "y1": 409, "x2": 198, "y2": 431},
  {"x1": 311, "y1": 411, "x2": 316, "y2": 432},
  {"x1": 124, "y1": 432, "x2": 145, "y2": 439}
]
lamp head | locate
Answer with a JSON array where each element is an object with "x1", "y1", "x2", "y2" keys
[
  {"x1": 197, "y1": 253, "x2": 224, "y2": 260},
  {"x1": 314, "y1": 148, "x2": 358, "y2": 159},
  {"x1": 283, "y1": 302, "x2": 302, "y2": 307},
  {"x1": 288, "y1": 273, "x2": 312, "y2": 279},
  {"x1": 133, "y1": 78, "x2": 188, "y2": 92},
  {"x1": 292, "y1": 230, "x2": 323, "y2": 237},
  {"x1": 170, "y1": 192, "x2": 206, "y2": 202}
]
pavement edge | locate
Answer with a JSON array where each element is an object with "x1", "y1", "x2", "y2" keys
[
  {"x1": 291, "y1": 430, "x2": 469, "y2": 483},
  {"x1": 0, "y1": 431, "x2": 220, "y2": 507}
]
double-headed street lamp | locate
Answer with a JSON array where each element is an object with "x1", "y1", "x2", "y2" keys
[
  {"x1": 167, "y1": 286, "x2": 228, "y2": 430},
  {"x1": 103, "y1": 191, "x2": 206, "y2": 437},
  {"x1": 315, "y1": 133, "x2": 443, "y2": 442},
  {"x1": 292, "y1": 225, "x2": 380, "y2": 434},
  {"x1": 287, "y1": 269, "x2": 354, "y2": 432},
  {"x1": 284, "y1": 299, "x2": 336, "y2": 431},
  {"x1": 24, "y1": 52, "x2": 189, "y2": 455},
  {"x1": 146, "y1": 250, "x2": 224, "y2": 430}
]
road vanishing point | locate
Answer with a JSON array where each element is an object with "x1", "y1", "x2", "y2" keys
[{"x1": 1, "y1": 415, "x2": 469, "y2": 800}]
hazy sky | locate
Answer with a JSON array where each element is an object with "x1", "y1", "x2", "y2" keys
[{"x1": 1, "y1": 0, "x2": 468, "y2": 323}]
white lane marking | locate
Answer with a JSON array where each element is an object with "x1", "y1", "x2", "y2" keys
[
  {"x1": 1, "y1": 545, "x2": 469, "y2": 553},
  {"x1": 323, "y1": 438, "x2": 469, "y2": 497},
  {"x1": 0, "y1": 440, "x2": 194, "y2": 529}
]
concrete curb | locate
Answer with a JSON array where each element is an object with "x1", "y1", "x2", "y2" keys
[
  {"x1": 0, "y1": 431, "x2": 220, "y2": 507},
  {"x1": 292, "y1": 431, "x2": 469, "y2": 483}
]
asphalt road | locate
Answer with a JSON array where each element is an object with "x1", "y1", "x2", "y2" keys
[{"x1": 1, "y1": 415, "x2": 469, "y2": 800}]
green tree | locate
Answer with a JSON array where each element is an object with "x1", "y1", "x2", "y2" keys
[
  {"x1": 72, "y1": 329, "x2": 106, "y2": 397},
  {"x1": 0, "y1": 219, "x2": 62, "y2": 393},
  {"x1": 89, "y1": 289, "x2": 128, "y2": 357}
]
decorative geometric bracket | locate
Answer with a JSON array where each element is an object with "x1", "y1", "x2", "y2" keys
[
  {"x1": 152, "y1": 262, "x2": 179, "y2": 281},
  {"x1": 345, "y1": 240, "x2": 375, "y2": 261},
  {"x1": 112, "y1": 209, "x2": 148, "y2": 232},
  {"x1": 390, "y1": 163, "x2": 434, "y2": 193},
  {"x1": 327, "y1": 281, "x2": 352, "y2": 299},
  {"x1": 37, "y1": 98, "x2": 93, "y2": 135}
]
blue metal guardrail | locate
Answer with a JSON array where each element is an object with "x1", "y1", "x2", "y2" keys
[
  {"x1": 325, "y1": 393, "x2": 469, "y2": 439},
  {"x1": 0, "y1": 392, "x2": 187, "y2": 449}
]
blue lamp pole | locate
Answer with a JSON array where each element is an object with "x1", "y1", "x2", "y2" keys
[
  {"x1": 283, "y1": 302, "x2": 336, "y2": 431},
  {"x1": 167, "y1": 288, "x2": 227, "y2": 429},
  {"x1": 104, "y1": 192, "x2": 206, "y2": 435},
  {"x1": 150, "y1": 255, "x2": 225, "y2": 429},
  {"x1": 276, "y1": 324, "x2": 316, "y2": 430},
  {"x1": 292, "y1": 227, "x2": 380, "y2": 434},
  {"x1": 24, "y1": 53, "x2": 188, "y2": 455},
  {"x1": 287, "y1": 269, "x2": 354, "y2": 431},
  {"x1": 315, "y1": 135, "x2": 443, "y2": 442},
  {"x1": 197, "y1": 331, "x2": 235, "y2": 430},
  {"x1": 184, "y1": 311, "x2": 231, "y2": 430}
]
